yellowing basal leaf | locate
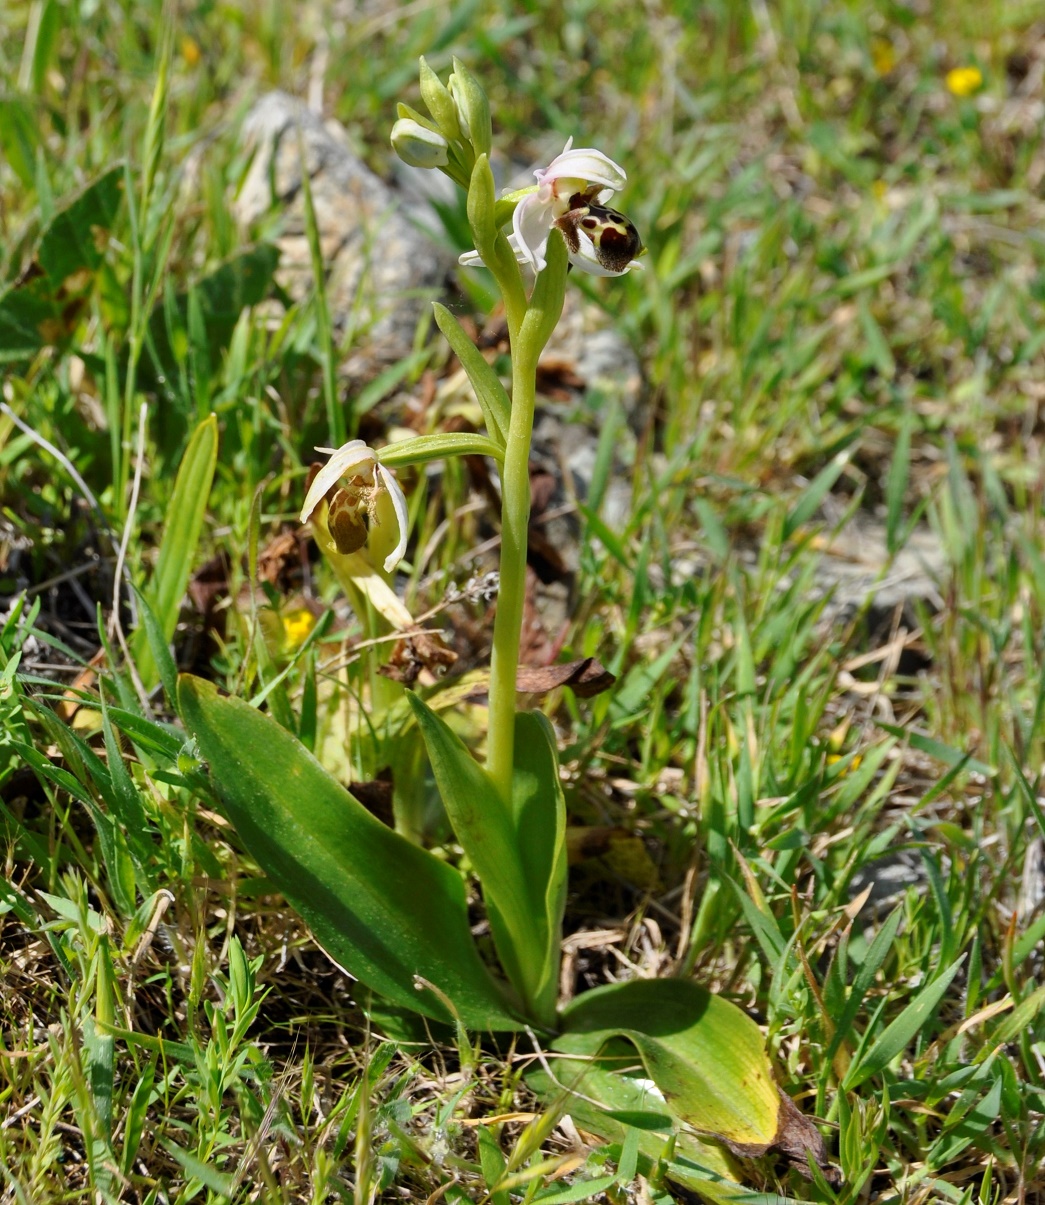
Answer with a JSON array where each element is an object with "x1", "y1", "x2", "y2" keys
[
  {"x1": 558, "y1": 979, "x2": 781, "y2": 1149},
  {"x1": 525, "y1": 1059, "x2": 742, "y2": 1190}
]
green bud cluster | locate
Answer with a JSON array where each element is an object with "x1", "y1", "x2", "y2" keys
[{"x1": 390, "y1": 56, "x2": 492, "y2": 190}]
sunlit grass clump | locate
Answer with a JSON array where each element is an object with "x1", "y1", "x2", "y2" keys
[{"x1": 2, "y1": 2, "x2": 1045, "y2": 1202}]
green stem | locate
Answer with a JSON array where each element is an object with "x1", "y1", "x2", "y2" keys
[
  {"x1": 486, "y1": 345, "x2": 538, "y2": 800},
  {"x1": 485, "y1": 233, "x2": 568, "y2": 801}
]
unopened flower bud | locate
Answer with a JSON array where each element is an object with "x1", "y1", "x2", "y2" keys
[
  {"x1": 391, "y1": 118, "x2": 449, "y2": 169},
  {"x1": 448, "y1": 59, "x2": 491, "y2": 158},
  {"x1": 419, "y1": 56, "x2": 462, "y2": 143}
]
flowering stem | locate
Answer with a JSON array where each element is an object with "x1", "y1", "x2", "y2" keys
[
  {"x1": 486, "y1": 343, "x2": 538, "y2": 800},
  {"x1": 486, "y1": 232, "x2": 568, "y2": 802}
]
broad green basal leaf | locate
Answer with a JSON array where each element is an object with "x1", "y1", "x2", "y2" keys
[
  {"x1": 408, "y1": 696, "x2": 565, "y2": 1028},
  {"x1": 178, "y1": 676, "x2": 522, "y2": 1031},
  {"x1": 557, "y1": 978, "x2": 828, "y2": 1174},
  {"x1": 510, "y1": 711, "x2": 567, "y2": 1018},
  {"x1": 408, "y1": 695, "x2": 543, "y2": 1022}
]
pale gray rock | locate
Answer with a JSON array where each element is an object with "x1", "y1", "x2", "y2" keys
[
  {"x1": 848, "y1": 849, "x2": 929, "y2": 911},
  {"x1": 811, "y1": 517, "x2": 947, "y2": 621},
  {"x1": 235, "y1": 91, "x2": 454, "y2": 381},
  {"x1": 667, "y1": 513, "x2": 948, "y2": 640},
  {"x1": 1020, "y1": 834, "x2": 1045, "y2": 922},
  {"x1": 391, "y1": 159, "x2": 461, "y2": 238},
  {"x1": 529, "y1": 288, "x2": 644, "y2": 569}
]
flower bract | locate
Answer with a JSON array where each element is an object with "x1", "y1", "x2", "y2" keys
[{"x1": 300, "y1": 440, "x2": 409, "y2": 573}]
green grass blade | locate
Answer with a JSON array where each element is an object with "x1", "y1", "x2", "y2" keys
[
  {"x1": 160, "y1": 1140, "x2": 236, "y2": 1196},
  {"x1": 783, "y1": 448, "x2": 852, "y2": 540},
  {"x1": 533, "y1": 1174, "x2": 619, "y2": 1204},
  {"x1": 139, "y1": 246, "x2": 278, "y2": 400},
  {"x1": 477, "y1": 1125, "x2": 509, "y2": 1205},
  {"x1": 843, "y1": 957, "x2": 965, "y2": 1089},
  {"x1": 128, "y1": 584, "x2": 177, "y2": 707},
  {"x1": 119, "y1": 1059, "x2": 157, "y2": 1178},
  {"x1": 876, "y1": 722, "x2": 995, "y2": 778},
  {"x1": 132, "y1": 413, "x2": 218, "y2": 689},
  {"x1": 885, "y1": 411, "x2": 913, "y2": 555},
  {"x1": 825, "y1": 905, "x2": 903, "y2": 1063},
  {"x1": 298, "y1": 128, "x2": 343, "y2": 445},
  {"x1": 991, "y1": 983, "x2": 1045, "y2": 1045},
  {"x1": 355, "y1": 349, "x2": 432, "y2": 418}
]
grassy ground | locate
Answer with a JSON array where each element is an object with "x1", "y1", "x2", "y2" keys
[{"x1": 3, "y1": 0, "x2": 1045, "y2": 1201}]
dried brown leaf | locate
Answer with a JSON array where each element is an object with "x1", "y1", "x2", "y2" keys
[{"x1": 515, "y1": 657, "x2": 616, "y2": 698}]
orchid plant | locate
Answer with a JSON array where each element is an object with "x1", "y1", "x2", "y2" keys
[{"x1": 176, "y1": 59, "x2": 830, "y2": 1192}]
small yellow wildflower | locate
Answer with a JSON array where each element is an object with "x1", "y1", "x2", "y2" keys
[
  {"x1": 281, "y1": 608, "x2": 315, "y2": 651},
  {"x1": 825, "y1": 717, "x2": 863, "y2": 774},
  {"x1": 180, "y1": 36, "x2": 201, "y2": 67},
  {"x1": 946, "y1": 66, "x2": 982, "y2": 97},
  {"x1": 871, "y1": 38, "x2": 896, "y2": 77}
]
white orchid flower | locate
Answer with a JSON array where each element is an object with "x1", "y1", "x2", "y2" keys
[
  {"x1": 459, "y1": 138, "x2": 643, "y2": 277},
  {"x1": 511, "y1": 138, "x2": 626, "y2": 272},
  {"x1": 300, "y1": 440, "x2": 409, "y2": 573}
]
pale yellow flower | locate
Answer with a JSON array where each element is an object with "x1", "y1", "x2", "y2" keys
[
  {"x1": 300, "y1": 440, "x2": 409, "y2": 573},
  {"x1": 946, "y1": 66, "x2": 982, "y2": 97}
]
